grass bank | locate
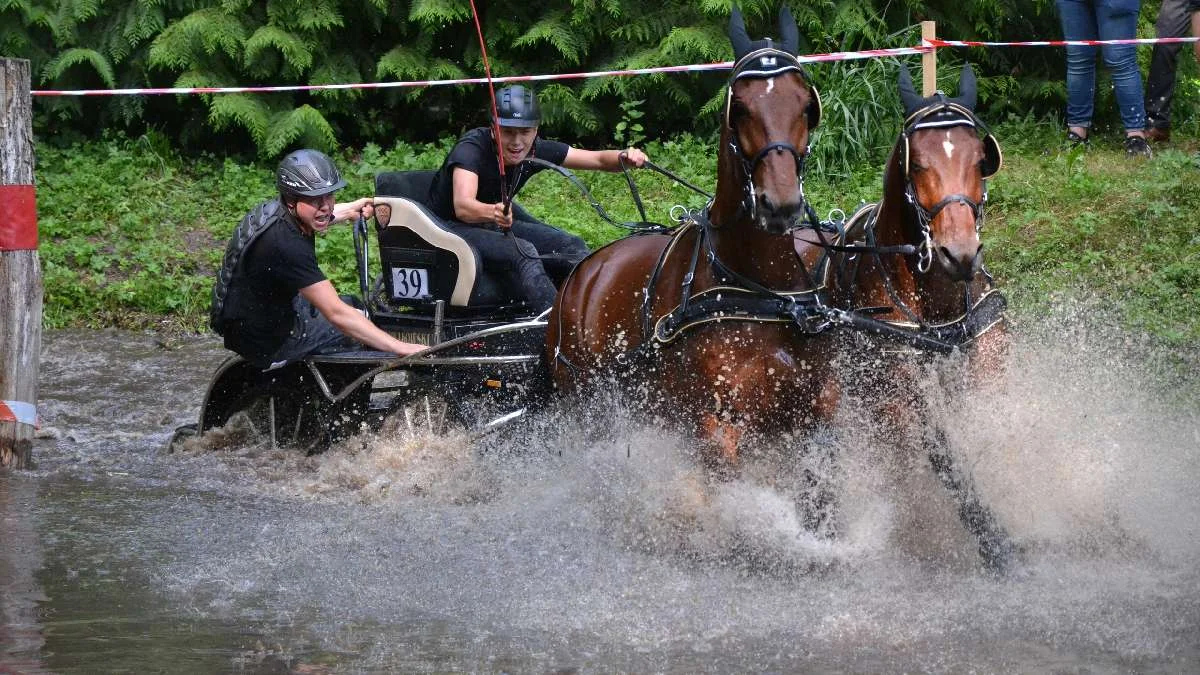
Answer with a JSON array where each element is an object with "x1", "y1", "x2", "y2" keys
[{"x1": 34, "y1": 122, "x2": 1200, "y2": 345}]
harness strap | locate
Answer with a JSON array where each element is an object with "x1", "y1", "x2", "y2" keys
[
  {"x1": 829, "y1": 288, "x2": 1006, "y2": 353},
  {"x1": 640, "y1": 221, "x2": 696, "y2": 338},
  {"x1": 654, "y1": 286, "x2": 829, "y2": 343}
]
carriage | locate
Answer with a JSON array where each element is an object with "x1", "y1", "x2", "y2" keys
[{"x1": 172, "y1": 170, "x2": 559, "y2": 453}]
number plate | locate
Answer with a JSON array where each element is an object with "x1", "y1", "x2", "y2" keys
[{"x1": 390, "y1": 266, "x2": 430, "y2": 299}]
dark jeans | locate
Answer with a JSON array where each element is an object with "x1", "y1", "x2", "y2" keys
[
  {"x1": 263, "y1": 295, "x2": 360, "y2": 369},
  {"x1": 1145, "y1": 0, "x2": 1195, "y2": 129},
  {"x1": 1056, "y1": 0, "x2": 1147, "y2": 131},
  {"x1": 445, "y1": 218, "x2": 589, "y2": 312}
]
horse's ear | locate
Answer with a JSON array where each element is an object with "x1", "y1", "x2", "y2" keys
[
  {"x1": 954, "y1": 63, "x2": 978, "y2": 111},
  {"x1": 778, "y1": 5, "x2": 800, "y2": 55},
  {"x1": 729, "y1": 5, "x2": 752, "y2": 59},
  {"x1": 898, "y1": 64, "x2": 924, "y2": 115}
]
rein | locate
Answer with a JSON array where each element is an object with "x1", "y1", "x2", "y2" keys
[{"x1": 466, "y1": 0, "x2": 508, "y2": 211}]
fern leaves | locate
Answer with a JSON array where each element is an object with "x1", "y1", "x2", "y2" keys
[
  {"x1": 149, "y1": 8, "x2": 248, "y2": 70},
  {"x1": 515, "y1": 11, "x2": 587, "y2": 64},
  {"x1": 244, "y1": 25, "x2": 315, "y2": 74},
  {"x1": 264, "y1": 104, "x2": 338, "y2": 155},
  {"x1": 42, "y1": 47, "x2": 116, "y2": 87}
]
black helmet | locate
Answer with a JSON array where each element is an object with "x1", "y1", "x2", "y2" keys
[
  {"x1": 494, "y1": 85, "x2": 541, "y2": 128},
  {"x1": 276, "y1": 149, "x2": 347, "y2": 198}
]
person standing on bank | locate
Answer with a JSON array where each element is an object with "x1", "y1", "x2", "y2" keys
[
  {"x1": 428, "y1": 85, "x2": 650, "y2": 311},
  {"x1": 1144, "y1": 0, "x2": 1200, "y2": 143},
  {"x1": 1055, "y1": 0, "x2": 1153, "y2": 156},
  {"x1": 210, "y1": 149, "x2": 426, "y2": 369}
]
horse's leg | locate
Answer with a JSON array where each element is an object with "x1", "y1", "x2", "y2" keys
[
  {"x1": 925, "y1": 425, "x2": 1015, "y2": 573},
  {"x1": 798, "y1": 375, "x2": 842, "y2": 534},
  {"x1": 699, "y1": 413, "x2": 742, "y2": 477},
  {"x1": 966, "y1": 323, "x2": 1010, "y2": 394}
]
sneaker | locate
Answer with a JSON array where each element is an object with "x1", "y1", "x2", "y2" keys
[
  {"x1": 1145, "y1": 126, "x2": 1170, "y2": 143},
  {"x1": 1066, "y1": 130, "x2": 1089, "y2": 146},
  {"x1": 1124, "y1": 135, "x2": 1152, "y2": 158}
]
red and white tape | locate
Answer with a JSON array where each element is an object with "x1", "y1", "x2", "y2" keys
[
  {"x1": 929, "y1": 36, "x2": 1200, "y2": 48},
  {"x1": 0, "y1": 400, "x2": 36, "y2": 427},
  {"x1": 29, "y1": 35, "x2": 1200, "y2": 98},
  {"x1": 31, "y1": 46, "x2": 931, "y2": 97}
]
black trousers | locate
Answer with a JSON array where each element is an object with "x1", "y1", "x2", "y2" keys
[
  {"x1": 445, "y1": 218, "x2": 589, "y2": 311},
  {"x1": 1145, "y1": 0, "x2": 1197, "y2": 129},
  {"x1": 262, "y1": 295, "x2": 360, "y2": 369}
]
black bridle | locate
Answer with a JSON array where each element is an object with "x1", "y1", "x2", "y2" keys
[
  {"x1": 900, "y1": 99, "x2": 997, "y2": 273},
  {"x1": 724, "y1": 47, "x2": 819, "y2": 227}
]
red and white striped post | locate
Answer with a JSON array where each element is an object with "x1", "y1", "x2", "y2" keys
[{"x1": 1, "y1": 58, "x2": 41, "y2": 470}]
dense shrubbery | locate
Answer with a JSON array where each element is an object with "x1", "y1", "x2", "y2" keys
[
  {"x1": 16, "y1": 0, "x2": 1194, "y2": 159},
  {"x1": 35, "y1": 122, "x2": 1200, "y2": 346}
]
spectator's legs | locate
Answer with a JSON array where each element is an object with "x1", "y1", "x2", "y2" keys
[
  {"x1": 1193, "y1": 9, "x2": 1200, "y2": 62},
  {"x1": 1145, "y1": 0, "x2": 1191, "y2": 136},
  {"x1": 1097, "y1": 0, "x2": 1148, "y2": 134},
  {"x1": 1057, "y1": 0, "x2": 1101, "y2": 138}
]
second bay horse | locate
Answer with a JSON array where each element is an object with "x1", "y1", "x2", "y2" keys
[{"x1": 812, "y1": 64, "x2": 1014, "y2": 570}]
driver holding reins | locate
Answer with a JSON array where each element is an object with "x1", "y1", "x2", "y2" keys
[{"x1": 428, "y1": 85, "x2": 650, "y2": 311}]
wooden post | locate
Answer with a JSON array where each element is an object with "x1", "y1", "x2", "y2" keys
[
  {"x1": 0, "y1": 58, "x2": 41, "y2": 470},
  {"x1": 921, "y1": 20, "x2": 937, "y2": 97}
]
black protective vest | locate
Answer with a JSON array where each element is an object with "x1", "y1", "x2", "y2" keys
[{"x1": 209, "y1": 199, "x2": 289, "y2": 335}]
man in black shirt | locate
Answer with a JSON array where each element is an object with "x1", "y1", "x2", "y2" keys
[
  {"x1": 428, "y1": 85, "x2": 649, "y2": 310},
  {"x1": 211, "y1": 149, "x2": 426, "y2": 369}
]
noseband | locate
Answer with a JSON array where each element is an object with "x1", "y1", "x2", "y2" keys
[
  {"x1": 725, "y1": 47, "x2": 821, "y2": 226},
  {"x1": 900, "y1": 100, "x2": 999, "y2": 272}
]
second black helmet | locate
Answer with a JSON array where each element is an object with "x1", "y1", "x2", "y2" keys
[
  {"x1": 276, "y1": 149, "x2": 347, "y2": 198},
  {"x1": 494, "y1": 85, "x2": 541, "y2": 128}
]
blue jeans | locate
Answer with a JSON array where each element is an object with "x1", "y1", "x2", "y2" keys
[{"x1": 1056, "y1": 0, "x2": 1147, "y2": 132}]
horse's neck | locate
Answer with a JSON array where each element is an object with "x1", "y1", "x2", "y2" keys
[{"x1": 707, "y1": 225, "x2": 807, "y2": 289}]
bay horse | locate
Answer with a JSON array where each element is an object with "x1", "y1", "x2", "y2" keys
[
  {"x1": 546, "y1": 6, "x2": 835, "y2": 470},
  {"x1": 810, "y1": 64, "x2": 1014, "y2": 570}
]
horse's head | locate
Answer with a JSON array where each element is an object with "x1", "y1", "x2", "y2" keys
[
  {"x1": 717, "y1": 5, "x2": 822, "y2": 235},
  {"x1": 893, "y1": 64, "x2": 1002, "y2": 282}
]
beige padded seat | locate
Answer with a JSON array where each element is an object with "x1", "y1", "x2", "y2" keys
[{"x1": 373, "y1": 196, "x2": 477, "y2": 307}]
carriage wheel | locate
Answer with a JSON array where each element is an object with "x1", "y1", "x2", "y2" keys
[
  {"x1": 385, "y1": 393, "x2": 460, "y2": 440},
  {"x1": 224, "y1": 388, "x2": 332, "y2": 454}
]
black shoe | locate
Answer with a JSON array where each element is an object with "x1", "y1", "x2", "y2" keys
[
  {"x1": 1066, "y1": 130, "x2": 1089, "y2": 146},
  {"x1": 1124, "y1": 135, "x2": 1152, "y2": 158}
]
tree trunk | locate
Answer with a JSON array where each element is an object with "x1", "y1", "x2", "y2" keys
[{"x1": 0, "y1": 58, "x2": 41, "y2": 470}]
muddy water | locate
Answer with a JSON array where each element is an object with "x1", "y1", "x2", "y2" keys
[{"x1": 2, "y1": 319, "x2": 1199, "y2": 673}]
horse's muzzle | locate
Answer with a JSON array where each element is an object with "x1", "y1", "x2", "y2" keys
[
  {"x1": 935, "y1": 242, "x2": 983, "y2": 282},
  {"x1": 757, "y1": 193, "x2": 805, "y2": 234}
]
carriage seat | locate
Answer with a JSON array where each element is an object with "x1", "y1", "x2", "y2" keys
[{"x1": 373, "y1": 170, "x2": 518, "y2": 309}]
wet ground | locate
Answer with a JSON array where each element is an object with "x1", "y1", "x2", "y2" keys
[{"x1": 2, "y1": 319, "x2": 1198, "y2": 673}]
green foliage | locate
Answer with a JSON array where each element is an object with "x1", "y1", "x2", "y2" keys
[
  {"x1": 613, "y1": 98, "x2": 646, "y2": 147},
  {"x1": 33, "y1": 123, "x2": 1200, "y2": 351},
  {"x1": 243, "y1": 25, "x2": 315, "y2": 75},
  {"x1": 3, "y1": 0, "x2": 1169, "y2": 169},
  {"x1": 41, "y1": 47, "x2": 116, "y2": 87},
  {"x1": 264, "y1": 104, "x2": 339, "y2": 155}
]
